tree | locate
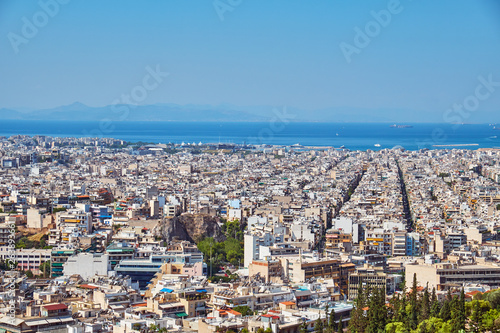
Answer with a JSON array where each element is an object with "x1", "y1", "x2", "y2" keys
[
  {"x1": 25, "y1": 270, "x2": 34, "y2": 278},
  {"x1": 395, "y1": 290, "x2": 408, "y2": 324},
  {"x1": 328, "y1": 305, "x2": 336, "y2": 332},
  {"x1": 264, "y1": 328, "x2": 272, "y2": 333},
  {"x1": 415, "y1": 317, "x2": 447, "y2": 333},
  {"x1": 385, "y1": 322, "x2": 405, "y2": 333},
  {"x1": 0, "y1": 259, "x2": 18, "y2": 271},
  {"x1": 467, "y1": 299, "x2": 491, "y2": 333},
  {"x1": 483, "y1": 289, "x2": 500, "y2": 309},
  {"x1": 398, "y1": 274, "x2": 406, "y2": 291},
  {"x1": 430, "y1": 288, "x2": 440, "y2": 318},
  {"x1": 299, "y1": 322, "x2": 308, "y2": 333},
  {"x1": 233, "y1": 306, "x2": 252, "y2": 316},
  {"x1": 469, "y1": 299, "x2": 482, "y2": 333},
  {"x1": 419, "y1": 284, "x2": 430, "y2": 321},
  {"x1": 40, "y1": 261, "x2": 51, "y2": 278},
  {"x1": 409, "y1": 273, "x2": 419, "y2": 330},
  {"x1": 349, "y1": 280, "x2": 367, "y2": 332},
  {"x1": 451, "y1": 288, "x2": 466, "y2": 333},
  {"x1": 197, "y1": 234, "x2": 244, "y2": 274},
  {"x1": 439, "y1": 289, "x2": 452, "y2": 321},
  {"x1": 53, "y1": 207, "x2": 67, "y2": 213},
  {"x1": 367, "y1": 288, "x2": 387, "y2": 333},
  {"x1": 482, "y1": 309, "x2": 500, "y2": 332},
  {"x1": 314, "y1": 317, "x2": 324, "y2": 333},
  {"x1": 16, "y1": 239, "x2": 27, "y2": 249},
  {"x1": 337, "y1": 315, "x2": 343, "y2": 333}
]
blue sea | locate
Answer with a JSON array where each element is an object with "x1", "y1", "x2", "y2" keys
[{"x1": 1, "y1": 120, "x2": 499, "y2": 151}]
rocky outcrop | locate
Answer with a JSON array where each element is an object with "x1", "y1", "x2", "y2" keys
[{"x1": 156, "y1": 213, "x2": 225, "y2": 243}]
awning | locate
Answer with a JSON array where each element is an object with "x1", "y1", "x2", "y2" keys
[
  {"x1": 196, "y1": 289, "x2": 207, "y2": 293},
  {"x1": 132, "y1": 307, "x2": 149, "y2": 312},
  {"x1": 175, "y1": 312, "x2": 188, "y2": 317},
  {"x1": 0, "y1": 317, "x2": 24, "y2": 326},
  {"x1": 160, "y1": 288, "x2": 174, "y2": 293},
  {"x1": 59, "y1": 317, "x2": 74, "y2": 323},
  {"x1": 159, "y1": 303, "x2": 183, "y2": 309},
  {"x1": 109, "y1": 304, "x2": 126, "y2": 310},
  {"x1": 294, "y1": 290, "x2": 312, "y2": 297},
  {"x1": 25, "y1": 320, "x2": 48, "y2": 326}
]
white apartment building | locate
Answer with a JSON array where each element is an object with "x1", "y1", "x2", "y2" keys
[{"x1": 0, "y1": 247, "x2": 51, "y2": 274}]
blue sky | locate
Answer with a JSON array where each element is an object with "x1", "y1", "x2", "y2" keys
[{"x1": 1, "y1": 0, "x2": 499, "y2": 120}]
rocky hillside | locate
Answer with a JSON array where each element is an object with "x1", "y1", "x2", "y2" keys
[{"x1": 155, "y1": 213, "x2": 226, "y2": 243}]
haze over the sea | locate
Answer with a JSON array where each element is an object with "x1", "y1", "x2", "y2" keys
[{"x1": 1, "y1": 120, "x2": 499, "y2": 151}]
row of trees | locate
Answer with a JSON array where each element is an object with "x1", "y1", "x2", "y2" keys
[
  {"x1": 0, "y1": 259, "x2": 17, "y2": 271},
  {"x1": 346, "y1": 274, "x2": 500, "y2": 333},
  {"x1": 197, "y1": 237, "x2": 243, "y2": 271},
  {"x1": 15, "y1": 234, "x2": 52, "y2": 249},
  {"x1": 20, "y1": 260, "x2": 51, "y2": 279},
  {"x1": 196, "y1": 219, "x2": 245, "y2": 277}
]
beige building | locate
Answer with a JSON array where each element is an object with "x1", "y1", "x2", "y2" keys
[
  {"x1": 248, "y1": 259, "x2": 282, "y2": 282},
  {"x1": 27, "y1": 208, "x2": 52, "y2": 229},
  {"x1": 178, "y1": 292, "x2": 209, "y2": 318},
  {"x1": 281, "y1": 257, "x2": 340, "y2": 284},
  {"x1": 406, "y1": 262, "x2": 500, "y2": 290},
  {"x1": 348, "y1": 266, "x2": 389, "y2": 300},
  {"x1": 325, "y1": 230, "x2": 352, "y2": 250}
]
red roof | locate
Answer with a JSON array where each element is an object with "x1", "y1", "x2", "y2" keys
[
  {"x1": 226, "y1": 309, "x2": 241, "y2": 316},
  {"x1": 262, "y1": 314, "x2": 280, "y2": 319},
  {"x1": 132, "y1": 302, "x2": 147, "y2": 307},
  {"x1": 43, "y1": 304, "x2": 68, "y2": 311},
  {"x1": 466, "y1": 290, "x2": 482, "y2": 297},
  {"x1": 79, "y1": 284, "x2": 98, "y2": 290}
]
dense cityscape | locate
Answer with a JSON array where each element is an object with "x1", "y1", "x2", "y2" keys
[{"x1": 0, "y1": 135, "x2": 499, "y2": 332}]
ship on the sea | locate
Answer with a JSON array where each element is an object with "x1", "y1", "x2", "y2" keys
[{"x1": 390, "y1": 124, "x2": 413, "y2": 128}]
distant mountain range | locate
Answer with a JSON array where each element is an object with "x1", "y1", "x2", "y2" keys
[
  {"x1": 0, "y1": 102, "x2": 497, "y2": 123},
  {"x1": 0, "y1": 102, "x2": 268, "y2": 122}
]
